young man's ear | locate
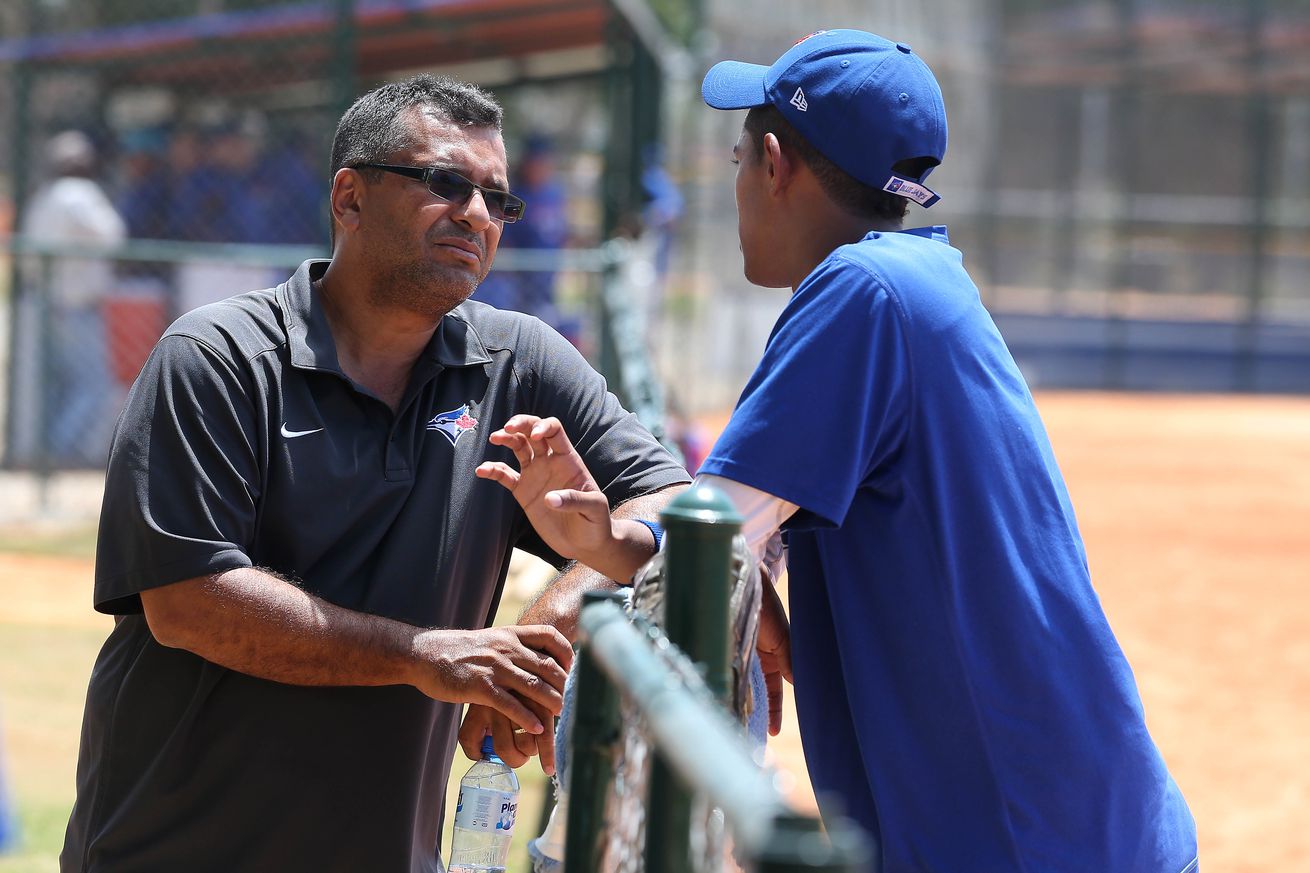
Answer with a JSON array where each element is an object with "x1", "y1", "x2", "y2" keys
[{"x1": 762, "y1": 132, "x2": 791, "y2": 195}]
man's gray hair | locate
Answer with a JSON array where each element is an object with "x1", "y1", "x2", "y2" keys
[{"x1": 329, "y1": 74, "x2": 503, "y2": 178}]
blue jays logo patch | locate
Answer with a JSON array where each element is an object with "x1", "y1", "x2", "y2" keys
[{"x1": 427, "y1": 403, "x2": 479, "y2": 446}]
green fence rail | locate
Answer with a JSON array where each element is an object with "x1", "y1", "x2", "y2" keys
[{"x1": 564, "y1": 486, "x2": 872, "y2": 872}]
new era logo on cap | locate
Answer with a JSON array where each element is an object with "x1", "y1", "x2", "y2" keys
[{"x1": 790, "y1": 87, "x2": 808, "y2": 112}]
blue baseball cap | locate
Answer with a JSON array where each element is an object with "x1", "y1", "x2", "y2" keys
[{"x1": 702, "y1": 29, "x2": 948, "y2": 207}]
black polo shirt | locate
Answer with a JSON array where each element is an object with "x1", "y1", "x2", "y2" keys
[{"x1": 63, "y1": 260, "x2": 689, "y2": 873}]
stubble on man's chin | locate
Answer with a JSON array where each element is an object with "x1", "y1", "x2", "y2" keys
[{"x1": 369, "y1": 259, "x2": 483, "y2": 320}]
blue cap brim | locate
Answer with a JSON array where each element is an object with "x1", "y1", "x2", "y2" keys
[{"x1": 702, "y1": 60, "x2": 769, "y2": 109}]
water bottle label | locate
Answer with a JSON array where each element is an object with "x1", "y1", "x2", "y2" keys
[{"x1": 453, "y1": 787, "x2": 517, "y2": 834}]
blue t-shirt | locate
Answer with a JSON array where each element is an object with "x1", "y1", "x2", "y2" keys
[{"x1": 701, "y1": 227, "x2": 1197, "y2": 872}]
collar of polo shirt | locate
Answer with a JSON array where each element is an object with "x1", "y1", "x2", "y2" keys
[{"x1": 279, "y1": 260, "x2": 494, "y2": 377}]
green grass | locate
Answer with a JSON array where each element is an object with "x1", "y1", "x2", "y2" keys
[
  {"x1": 0, "y1": 526, "x2": 98, "y2": 562},
  {"x1": 0, "y1": 623, "x2": 106, "y2": 873},
  {"x1": 0, "y1": 801, "x2": 69, "y2": 873}
]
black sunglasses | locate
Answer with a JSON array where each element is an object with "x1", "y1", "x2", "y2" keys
[{"x1": 352, "y1": 163, "x2": 526, "y2": 223}]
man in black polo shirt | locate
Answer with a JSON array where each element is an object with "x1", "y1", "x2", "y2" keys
[{"x1": 62, "y1": 75, "x2": 689, "y2": 873}]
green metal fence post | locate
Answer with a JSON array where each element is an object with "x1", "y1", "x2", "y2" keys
[
  {"x1": 660, "y1": 484, "x2": 742, "y2": 703},
  {"x1": 596, "y1": 243, "x2": 623, "y2": 411},
  {"x1": 1239, "y1": 0, "x2": 1272, "y2": 391},
  {"x1": 332, "y1": 0, "x2": 357, "y2": 121},
  {"x1": 575, "y1": 588, "x2": 877, "y2": 872},
  {"x1": 35, "y1": 253, "x2": 54, "y2": 510},
  {"x1": 644, "y1": 485, "x2": 742, "y2": 873},
  {"x1": 1106, "y1": 0, "x2": 1142, "y2": 390},
  {"x1": 4, "y1": 13, "x2": 34, "y2": 468},
  {"x1": 563, "y1": 589, "x2": 626, "y2": 873},
  {"x1": 601, "y1": 12, "x2": 633, "y2": 241}
]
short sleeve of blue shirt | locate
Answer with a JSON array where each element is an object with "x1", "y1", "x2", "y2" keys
[{"x1": 701, "y1": 254, "x2": 910, "y2": 529}]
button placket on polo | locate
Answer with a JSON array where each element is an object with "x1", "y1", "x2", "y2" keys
[
  {"x1": 381, "y1": 397, "x2": 416, "y2": 481},
  {"x1": 384, "y1": 361, "x2": 444, "y2": 481},
  {"x1": 311, "y1": 370, "x2": 393, "y2": 482},
  {"x1": 383, "y1": 415, "x2": 413, "y2": 481}
]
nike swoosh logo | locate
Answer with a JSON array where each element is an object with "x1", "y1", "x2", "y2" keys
[{"x1": 281, "y1": 423, "x2": 324, "y2": 439}]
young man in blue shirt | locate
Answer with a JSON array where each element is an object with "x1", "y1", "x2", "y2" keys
[{"x1": 479, "y1": 29, "x2": 1198, "y2": 873}]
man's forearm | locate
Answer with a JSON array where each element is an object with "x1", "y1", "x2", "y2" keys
[
  {"x1": 142, "y1": 567, "x2": 423, "y2": 688},
  {"x1": 142, "y1": 566, "x2": 573, "y2": 731},
  {"x1": 518, "y1": 560, "x2": 614, "y2": 643},
  {"x1": 520, "y1": 484, "x2": 688, "y2": 640}
]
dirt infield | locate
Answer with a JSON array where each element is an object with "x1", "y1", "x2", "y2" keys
[
  {"x1": 2, "y1": 391, "x2": 1307, "y2": 871},
  {"x1": 1033, "y1": 392, "x2": 1310, "y2": 873}
]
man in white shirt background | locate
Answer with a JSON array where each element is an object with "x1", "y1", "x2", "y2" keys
[{"x1": 18, "y1": 130, "x2": 127, "y2": 465}]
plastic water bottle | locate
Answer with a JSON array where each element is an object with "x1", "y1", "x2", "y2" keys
[{"x1": 447, "y1": 735, "x2": 519, "y2": 873}]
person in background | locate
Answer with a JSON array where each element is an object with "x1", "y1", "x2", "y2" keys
[
  {"x1": 474, "y1": 134, "x2": 572, "y2": 337},
  {"x1": 254, "y1": 128, "x2": 328, "y2": 246},
  {"x1": 20, "y1": 130, "x2": 127, "y2": 465},
  {"x1": 115, "y1": 127, "x2": 175, "y2": 296},
  {"x1": 116, "y1": 128, "x2": 170, "y2": 242},
  {"x1": 0, "y1": 706, "x2": 16, "y2": 854},
  {"x1": 207, "y1": 119, "x2": 271, "y2": 244},
  {"x1": 173, "y1": 119, "x2": 280, "y2": 311},
  {"x1": 639, "y1": 142, "x2": 683, "y2": 300}
]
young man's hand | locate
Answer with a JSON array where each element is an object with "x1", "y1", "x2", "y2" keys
[{"x1": 757, "y1": 566, "x2": 793, "y2": 736}]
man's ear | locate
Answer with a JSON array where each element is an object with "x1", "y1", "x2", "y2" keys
[
  {"x1": 330, "y1": 167, "x2": 365, "y2": 237},
  {"x1": 762, "y1": 132, "x2": 792, "y2": 197}
]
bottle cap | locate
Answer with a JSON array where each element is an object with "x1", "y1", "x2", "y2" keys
[{"x1": 480, "y1": 734, "x2": 496, "y2": 758}]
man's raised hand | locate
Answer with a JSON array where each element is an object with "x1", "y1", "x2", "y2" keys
[{"x1": 476, "y1": 415, "x2": 615, "y2": 562}]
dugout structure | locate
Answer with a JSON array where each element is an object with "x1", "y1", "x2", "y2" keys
[{"x1": 0, "y1": 0, "x2": 694, "y2": 472}]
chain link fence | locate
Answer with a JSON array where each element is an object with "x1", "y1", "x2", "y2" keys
[
  {"x1": 660, "y1": 0, "x2": 1310, "y2": 411},
  {"x1": 1, "y1": 0, "x2": 691, "y2": 474}
]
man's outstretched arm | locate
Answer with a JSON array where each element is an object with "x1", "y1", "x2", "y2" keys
[{"x1": 141, "y1": 567, "x2": 572, "y2": 736}]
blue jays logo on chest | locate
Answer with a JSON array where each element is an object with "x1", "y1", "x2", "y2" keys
[{"x1": 426, "y1": 402, "x2": 479, "y2": 447}]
